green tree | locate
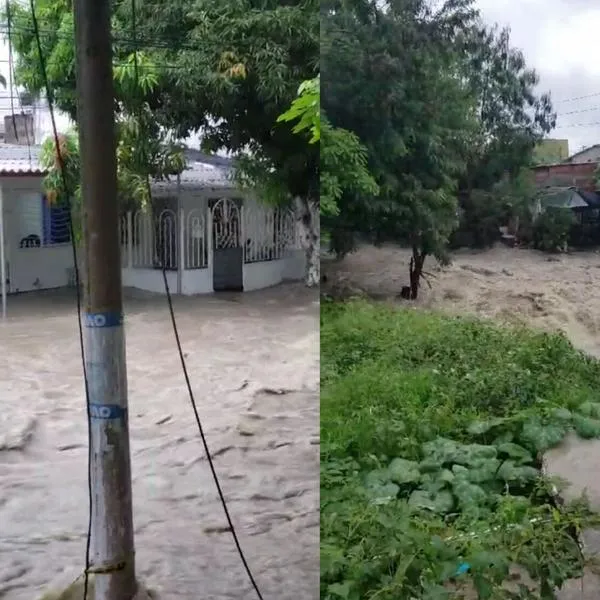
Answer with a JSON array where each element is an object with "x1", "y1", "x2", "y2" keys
[
  {"x1": 322, "y1": 0, "x2": 479, "y2": 298},
  {"x1": 36, "y1": 51, "x2": 185, "y2": 237},
  {"x1": 277, "y1": 74, "x2": 379, "y2": 242},
  {"x1": 321, "y1": 0, "x2": 555, "y2": 297},
  {"x1": 9, "y1": 0, "x2": 319, "y2": 285},
  {"x1": 459, "y1": 24, "x2": 556, "y2": 193}
]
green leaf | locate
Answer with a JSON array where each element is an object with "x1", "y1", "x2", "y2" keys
[
  {"x1": 461, "y1": 444, "x2": 498, "y2": 465},
  {"x1": 388, "y1": 457, "x2": 421, "y2": 485},
  {"x1": 496, "y1": 460, "x2": 540, "y2": 484},
  {"x1": 327, "y1": 581, "x2": 352, "y2": 599},
  {"x1": 576, "y1": 402, "x2": 600, "y2": 419},
  {"x1": 573, "y1": 414, "x2": 600, "y2": 439},
  {"x1": 496, "y1": 442, "x2": 533, "y2": 464},
  {"x1": 365, "y1": 482, "x2": 400, "y2": 503},
  {"x1": 421, "y1": 438, "x2": 462, "y2": 468},
  {"x1": 520, "y1": 418, "x2": 566, "y2": 452},
  {"x1": 467, "y1": 418, "x2": 506, "y2": 436},
  {"x1": 551, "y1": 407, "x2": 573, "y2": 422},
  {"x1": 408, "y1": 489, "x2": 454, "y2": 514},
  {"x1": 467, "y1": 458, "x2": 501, "y2": 483},
  {"x1": 364, "y1": 468, "x2": 390, "y2": 487},
  {"x1": 452, "y1": 478, "x2": 489, "y2": 510}
]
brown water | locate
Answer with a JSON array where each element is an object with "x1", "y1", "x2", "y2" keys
[
  {"x1": 0, "y1": 284, "x2": 319, "y2": 600},
  {"x1": 324, "y1": 243, "x2": 600, "y2": 356}
]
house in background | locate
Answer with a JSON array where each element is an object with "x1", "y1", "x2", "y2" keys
[
  {"x1": 532, "y1": 139, "x2": 570, "y2": 165},
  {"x1": 0, "y1": 121, "x2": 305, "y2": 314},
  {"x1": 530, "y1": 161, "x2": 598, "y2": 192},
  {"x1": 564, "y1": 144, "x2": 600, "y2": 164}
]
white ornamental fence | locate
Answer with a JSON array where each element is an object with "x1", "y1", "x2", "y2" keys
[{"x1": 119, "y1": 202, "x2": 299, "y2": 271}]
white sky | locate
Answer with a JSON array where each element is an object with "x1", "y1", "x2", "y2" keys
[{"x1": 476, "y1": 0, "x2": 600, "y2": 154}]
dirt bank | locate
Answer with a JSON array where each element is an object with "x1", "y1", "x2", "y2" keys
[{"x1": 323, "y1": 244, "x2": 600, "y2": 357}]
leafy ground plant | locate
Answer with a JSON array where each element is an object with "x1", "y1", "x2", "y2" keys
[{"x1": 321, "y1": 299, "x2": 600, "y2": 599}]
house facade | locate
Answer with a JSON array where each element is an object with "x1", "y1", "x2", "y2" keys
[
  {"x1": 0, "y1": 142, "x2": 305, "y2": 314},
  {"x1": 565, "y1": 144, "x2": 600, "y2": 164},
  {"x1": 530, "y1": 161, "x2": 598, "y2": 192}
]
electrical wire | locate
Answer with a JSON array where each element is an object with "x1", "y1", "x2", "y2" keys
[
  {"x1": 129, "y1": 0, "x2": 264, "y2": 597},
  {"x1": 26, "y1": 2, "x2": 94, "y2": 600}
]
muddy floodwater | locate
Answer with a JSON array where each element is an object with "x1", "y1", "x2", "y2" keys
[
  {"x1": 0, "y1": 284, "x2": 319, "y2": 600},
  {"x1": 324, "y1": 244, "x2": 600, "y2": 357}
]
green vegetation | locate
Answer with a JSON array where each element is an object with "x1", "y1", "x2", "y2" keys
[
  {"x1": 531, "y1": 209, "x2": 577, "y2": 253},
  {"x1": 322, "y1": 0, "x2": 556, "y2": 296},
  {"x1": 321, "y1": 300, "x2": 600, "y2": 600},
  {"x1": 9, "y1": 0, "x2": 319, "y2": 282}
]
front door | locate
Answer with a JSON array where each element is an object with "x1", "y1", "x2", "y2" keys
[{"x1": 211, "y1": 198, "x2": 243, "y2": 292}]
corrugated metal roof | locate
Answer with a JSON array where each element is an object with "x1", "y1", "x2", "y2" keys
[
  {"x1": 0, "y1": 143, "x2": 45, "y2": 175},
  {"x1": 178, "y1": 160, "x2": 232, "y2": 188},
  {"x1": 0, "y1": 143, "x2": 235, "y2": 188}
]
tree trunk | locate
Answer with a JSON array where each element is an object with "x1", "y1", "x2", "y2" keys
[
  {"x1": 409, "y1": 246, "x2": 426, "y2": 300},
  {"x1": 294, "y1": 196, "x2": 319, "y2": 287}
]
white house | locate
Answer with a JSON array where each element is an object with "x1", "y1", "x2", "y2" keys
[{"x1": 0, "y1": 140, "x2": 305, "y2": 315}]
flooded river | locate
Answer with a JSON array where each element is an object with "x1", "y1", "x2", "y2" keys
[
  {"x1": 324, "y1": 243, "x2": 600, "y2": 357},
  {"x1": 0, "y1": 284, "x2": 319, "y2": 600}
]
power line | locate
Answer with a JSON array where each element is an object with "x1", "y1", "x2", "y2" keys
[
  {"x1": 0, "y1": 21, "x2": 200, "y2": 52},
  {"x1": 556, "y1": 105, "x2": 600, "y2": 118},
  {"x1": 128, "y1": 0, "x2": 265, "y2": 596},
  {"x1": 554, "y1": 121, "x2": 600, "y2": 130},
  {"x1": 553, "y1": 91, "x2": 600, "y2": 104},
  {"x1": 24, "y1": 2, "x2": 94, "y2": 600}
]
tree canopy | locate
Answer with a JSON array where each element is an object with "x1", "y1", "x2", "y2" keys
[
  {"x1": 8, "y1": 0, "x2": 320, "y2": 281},
  {"x1": 321, "y1": 0, "x2": 556, "y2": 296}
]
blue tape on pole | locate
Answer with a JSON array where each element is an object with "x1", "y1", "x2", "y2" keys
[
  {"x1": 84, "y1": 312, "x2": 124, "y2": 328},
  {"x1": 89, "y1": 403, "x2": 127, "y2": 420}
]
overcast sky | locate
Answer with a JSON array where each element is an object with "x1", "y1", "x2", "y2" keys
[{"x1": 476, "y1": 0, "x2": 600, "y2": 154}]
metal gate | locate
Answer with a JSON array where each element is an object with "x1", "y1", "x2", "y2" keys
[{"x1": 211, "y1": 198, "x2": 243, "y2": 291}]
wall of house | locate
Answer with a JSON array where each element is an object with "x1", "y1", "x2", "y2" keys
[
  {"x1": 531, "y1": 162, "x2": 597, "y2": 191},
  {"x1": 568, "y1": 146, "x2": 600, "y2": 164},
  {"x1": 1, "y1": 178, "x2": 306, "y2": 297},
  {"x1": 1, "y1": 176, "x2": 74, "y2": 293},
  {"x1": 121, "y1": 267, "x2": 179, "y2": 295}
]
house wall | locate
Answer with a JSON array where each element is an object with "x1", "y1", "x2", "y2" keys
[
  {"x1": 568, "y1": 146, "x2": 600, "y2": 164},
  {"x1": 121, "y1": 189, "x2": 305, "y2": 295},
  {"x1": 0, "y1": 178, "x2": 305, "y2": 297},
  {"x1": 531, "y1": 162, "x2": 597, "y2": 191},
  {"x1": 1, "y1": 176, "x2": 74, "y2": 293}
]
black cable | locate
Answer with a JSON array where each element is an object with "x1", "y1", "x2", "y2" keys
[
  {"x1": 27, "y1": 2, "x2": 264, "y2": 598},
  {"x1": 159, "y1": 270, "x2": 266, "y2": 600},
  {"x1": 130, "y1": 0, "x2": 264, "y2": 597},
  {"x1": 27, "y1": 3, "x2": 94, "y2": 600}
]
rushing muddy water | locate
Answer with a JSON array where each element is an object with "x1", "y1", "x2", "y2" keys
[
  {"x1": 0, "y1": 284, "x2": 319, "y2": 600},
  {"x1": 324, "y1": 243, "x2": 600, "y2": 357}
]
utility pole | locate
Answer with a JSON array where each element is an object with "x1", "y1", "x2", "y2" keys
[{"x1": 74, "y1": 0, "x2": 136, "y2": 598}]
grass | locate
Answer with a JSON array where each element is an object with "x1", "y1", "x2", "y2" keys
[{"x1": 321, "y1": 299, "x2": 600, "y2": 600}]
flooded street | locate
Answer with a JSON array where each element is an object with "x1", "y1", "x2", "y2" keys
[{"x1": 0, "y1": 284, "x2": 319, "y2": 600}]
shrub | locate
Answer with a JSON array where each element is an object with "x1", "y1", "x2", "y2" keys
[
  {"x1": 532, "y1": 208, "x2": 576, "y2": 252},
  {"x1": 321, "y1": 301, "x2": 600, "y2": 600}
]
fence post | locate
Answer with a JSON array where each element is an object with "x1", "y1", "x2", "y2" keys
[
  {"x1": 127, "y1": 211, "x2": 133, "y2": 268},
  {"x1": 178, "y1": 205, "x2": 185, "y2": 294}
]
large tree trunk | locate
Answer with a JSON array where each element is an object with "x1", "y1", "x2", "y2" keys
[
  {"x1": 409, "y1": 246, "x2": 426, "y2": 300},
  {"x1": 294, "y1": 196, "x2": 319, "y2": 287}
]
